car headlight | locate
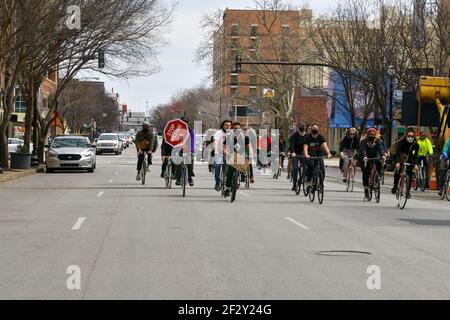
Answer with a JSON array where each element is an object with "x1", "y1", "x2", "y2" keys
[
  {"x1": 82, "y1": 151, "x2": 93, "y2": 157},
  {"x1": 49, "y1": 150, "x2": 58, "y2": 158}
]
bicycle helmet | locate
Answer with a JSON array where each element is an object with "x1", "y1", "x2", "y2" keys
[{"x1": 367, "y1": 128, "x2": 377, "y2": 136}]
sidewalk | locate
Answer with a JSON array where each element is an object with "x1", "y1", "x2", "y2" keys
[{"x1": 0, "y1": 166, "x2": 43, "y2": 184}]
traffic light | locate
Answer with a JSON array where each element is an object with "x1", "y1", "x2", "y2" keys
[
  {"x1": 235, "y1": 55, "x2": 242, "y2": 73},
  {"x1": 98, "y1": 49, "x2": 105, "y2": 69}
]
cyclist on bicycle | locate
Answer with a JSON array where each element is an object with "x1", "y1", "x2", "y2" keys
[
  {"x1": 174, "y1": 116, "x2": 195, "y2": 187},
  {"x1": 244, "y1": 126, "x2": 256, "y2": 184},
  {"x1": 303, "y1": 124, "x2": 333, "y2": 189},
  {"x1": 389, "y1": 128, "x2": 419, "y2": 197},
  {"x1": 340, "y1": 127, "x2": 360, "y2": 183},
  {"x1": 135, "y1": 121, "x2": 155, "y2": 181},
  {"x1": 214, "y1": 120, "x2": 233, "y2": 191},
  {"x1": 279, "y1": 135, "x2": 287, "y2": 169},
  {"x1": 224, "y1": 122, "x2": 254, "y2": 197},
  {"x1": 417, "y1": 128, "x2": 434, "y2": 189},
  {"x1": 289, "y1": 122, "x2": 308, "y2": 191},
  {"x1": 360, "y1": 128, "x2": 386, "y2": 199},
  {"x1": 438, "y1": 137, "x2": 450, "y2": 196}
]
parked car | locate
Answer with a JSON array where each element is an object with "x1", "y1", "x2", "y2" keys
[
  {"x1": 46, "y1": 136, "x2": 96, "y2": 173},
  {"x1": 8, "y1": 138, "x2": 33, "y2": 154},
  {"x1": 117, "y1": 133, "x2": 129, "y2": 149},
  {"x1": 96, "y1": 133, "x2": 123, "y2": 155}
]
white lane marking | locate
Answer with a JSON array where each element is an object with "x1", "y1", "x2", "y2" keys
[
  {"x1": 107, "y1": 162, "x2": 111, "y2": 164},
  {"x1": 286, "y1": 217, "x2": 311, "y2": 230},
  {"x1": 72, "y1": 217, "x2": 86, "y2": 230},
  {"x1": 97, "y1": 191, "x2": 104, "y2": 198},
  {"x1": 240, "y1": 192, "x2": 251, "y2": 197},
  {"x1": 108, "y1": 179, "x2": 113, "y2": 183},
  {"x1": 115, "y1": 172, "x2": 119, "y2": 176}
]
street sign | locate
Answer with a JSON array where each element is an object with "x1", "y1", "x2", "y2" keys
[
  {"x1": 263, "y1": 88, "x2": 274, "y2": 100},
  {"x1": 163, "y1": 119, "x2": 190, "y2": 148}
]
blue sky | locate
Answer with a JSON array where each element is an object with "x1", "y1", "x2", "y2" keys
[{"x1": 94, "y1": 0, "x2": 338, "y2": 112}]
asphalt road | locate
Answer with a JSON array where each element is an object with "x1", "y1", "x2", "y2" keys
[{"x1": 0, "y1": 146, "x2": 449, "y2": 300}]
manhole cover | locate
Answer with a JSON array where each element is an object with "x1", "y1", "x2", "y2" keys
[{"x1": 315, "y1": 250, "x2": 372, "y2": 257}]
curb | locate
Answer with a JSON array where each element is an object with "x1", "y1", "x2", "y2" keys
[{"x1": 0, "y1": 168, "x2": 40, "y2": 184}]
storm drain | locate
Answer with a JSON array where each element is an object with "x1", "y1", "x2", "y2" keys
[{"x1": 315, "y1": 250, "x2": 372, "y2": 257}]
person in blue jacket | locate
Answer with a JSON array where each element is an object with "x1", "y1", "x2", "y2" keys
[{"x1": 438, "y1": 138, "x2": 450, "y2": 196}]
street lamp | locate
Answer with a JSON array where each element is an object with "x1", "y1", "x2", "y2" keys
[{"x1": 387, "y1": 65, "x2": 395, "y2": 148}]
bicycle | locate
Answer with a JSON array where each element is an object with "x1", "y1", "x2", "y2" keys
[
  {"x1": 163, "y1": 157, "x2": 173, "y2": 189},
  {"x1": 396, "y1": 163, "x2": 414, "y2": 210},
  {"x1": 365, "y1": 158, "x2": 382, "y2": 204},
  {"x1": 305, "y1": 156, "x2": 325, "y2": 205},
  {"x1": 179, "y1": 153, "x2": 190, "y2": 198},
  {"x1": 380, "y1": 159, "x2": 386, "y2": 185},
  {"x1": 417, "y1": 158, "x2": 428, "y2": 192},
  {"x1": 440, "y1": 162, "x2": 450, "y2": 201},
  {"x1": 140, "y1": 152, "x2": 150, "y2": 185},
  {"x1": 343, "y1": 156, "x2": 356, "y2": 192},
  {"x1": 293, "y1": 156, "x2": 307, "y2": 196}
]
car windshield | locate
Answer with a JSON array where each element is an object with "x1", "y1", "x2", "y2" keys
[
  {"x1": 99, "y1": 135, "x2": 117, "y2": 141},
  {"x1": 52, "y1": 138, "x2": 89, "y2": 149},
  {"x1": 118, "y1": 134, "x2": 125, "y2": 139}
]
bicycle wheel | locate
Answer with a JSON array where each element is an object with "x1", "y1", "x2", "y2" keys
[
  {"x1": 419, "y1": 166, "x2": 427, "y2": 192},
  {"x1": 295, "y1": 171, "x2": 302, "y2": 196},
  {"x1": 381, "y1": 165, "x2": 385, "y2": 185},
  {"x1": 221, "y1": 165, "x2": 227, "y2": 197},
  {"x1": 245, "y1": 170, "x2": 250, "y2": 189},
  {"x1": 309, "y1": 174, "x2": 317, "y2": 203},
  {"x1": 317, "y1": 172, "x2": 324, "y2": 205},
  {"x1": 181, "y1": 166, "x2": 187, "y2": 198},
  {"x1": 444, "y1": 174, "x2": 450, "y2": 201},
  {"x1": 141, "y1": 160, "x2": 147, "y2": 185},
  {"x1": 412, "y1": 171, "x2": 418, "y2": 191},
  {"x1": 347, "y1": 165, "x2": 354, "y2": 192},
  {"x1": 398, "y1": 175, "x2": 409, "y2": 210},
  {"x1": 302, "y1": 168, "x2": 308, "y2": 197},
  {"x1": 231, "y1": 171, "x2": 239, "y2": 203},
  {"x1": 367, "y1": 175, "x2": 373, "y2": 202},
  {"x1": 375, "y1": 174, "x2": 381, "y2": 204},
  {"x1": 165, "y1": 163, "x2": 172, "y2": 189}
]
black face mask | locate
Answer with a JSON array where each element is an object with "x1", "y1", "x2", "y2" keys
[
  {"x1": 143, "y1": 128, "x2": 149, "y2": 133},
  {"x1": 368, "y1": 136, "x2": 376, "y2": 142},
  {"x1": 299, "y1": 127, "x2": 306, "y2": 133},
  {"x1": 311, "y1": 130, "x2": 319, "y2": 135}
]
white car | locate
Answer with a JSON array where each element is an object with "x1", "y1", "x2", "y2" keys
[
  {"x1": 46, "y1": 136, "x2": 96, "y2": 173},
  {"x1": 8, "y1": 138, "x2": 23, "y2": 153},
  {"x1": 8, "y1": 138, "x2": 33, "y2": 154},
  {"x1": 96, "y1": 133, "x2": 123, "y2": 155}
]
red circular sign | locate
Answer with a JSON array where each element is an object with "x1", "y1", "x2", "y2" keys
[{"x1": 163, "y1": 119, "x2": 190, "y2": 148}]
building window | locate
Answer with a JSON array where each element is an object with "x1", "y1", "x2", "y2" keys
[
  {"x1": 282, "y1": 25, "x2": 290, "y2": 35},
  {"x1": 251, "y1": 38, "x2": 258, "y2": 50},
  {"x1": 231, "y1": 37, "x2": 239, "y2": 49},
  {"x1": 230, "y1": 74, "x2": 238, "y2": 86},
  {"x1": 250, "y1": 25, "x2": 258, "y2": 37},
  {"x1": 14, "y1": 94, "x2": 27, "y2": 113},
  {"x1": 230, "y1": 87, "x2": 237, "y2": 96},
  {"x1": 249, "y1": 87, "x2": 257, "y2": 97},
  {"x1": 231, "y1": 24, "x2": 239, "y2": 37},
  {"x1": 249, "y1": 75, "x2": 257, "y2": 86},
  {"x1": 250, "y1": 50, "x2": 257, "y2": 60}
]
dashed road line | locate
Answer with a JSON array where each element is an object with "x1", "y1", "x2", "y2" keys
[
  {"x1": 72, "y1": 217, "x2": 86, "y2": 230},
  {"x1": 97, "y1": 191, "x2": 104, "y2": 197},
  {"x1": 286, "y1": 217, "x2": 311, "y2": 230},
  {"x1": 240, "y1": 191, "x2": 251, "y2": 197}
]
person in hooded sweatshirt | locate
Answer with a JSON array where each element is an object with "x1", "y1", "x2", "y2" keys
[{"x1": 389, "y1": 127, "x2": 419, "y2": 197}]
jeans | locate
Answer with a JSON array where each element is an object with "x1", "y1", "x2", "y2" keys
[
  {"x1": 137, "y1": 152, "x2": 149, "y2": 171},
  {"x1": 394, "y1": 163, "x2": 414, "y2": 188},
  {"x1": 362, "y1": 160, "x2": 382, "y2": 187},
  {"x1": 438, "y1": 159, "x2": 449, "y2": 190},
  {"x1": 161, "y1": 158, "x2": 175, "y2": 176},
  {"x1": 175, "y1": 154, "x2": 194, "y2": 181},
  {"x1": 305, "y1": 158, "x2": 325, "y2": 182}
]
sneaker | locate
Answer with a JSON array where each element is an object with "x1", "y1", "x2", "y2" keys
[
  {"x1": 406, "y1": 192, "x2": 412, "y2": 199},
  {"x1": 175, "y1": 180, "x2": 181, "y2": 186},
  {"x1": 188, "y1": 178, "x2": 194, "y2": 187},
  {"x1": 364, "y1": 189, "x2": 370, "y2": 199},
  {"x1": 215, "y1": 183, "x2": 221, "y2": 192},
  {"x1": 136, "y1": 173, "x2": 141, "y2": 181},
  {"x1": 292, "y1": 185, "x2": 297, "y2": 191},
  {"x1": 287, "y1": 175, "x2": 291, "y2": 180},
  {"x1": 391, "y1": 187, "x2": 397, "y2": 195},
  {"x1": 438, "y1": 190, "x2": 443, "y2": 196},
  {"x1": 343, "y1": 178, "x2": 347, "y2": 183},
  {"x1": 224, "y1": 189, "x2": 231, "y2": 197},
  {"x1": 161, "y1": 173, "x2": 165, "y2": 178},
  {"x1": 250, "y1": 177, "x2": 255, "y2": 184}
]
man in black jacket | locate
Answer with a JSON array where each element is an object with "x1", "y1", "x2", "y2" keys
[
  {"x1": 340, "y1": 127, "x2": 360, "y2": 183},
  {"x1": 289, "y1": 122, "x2": 308, "y2": 191}
]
